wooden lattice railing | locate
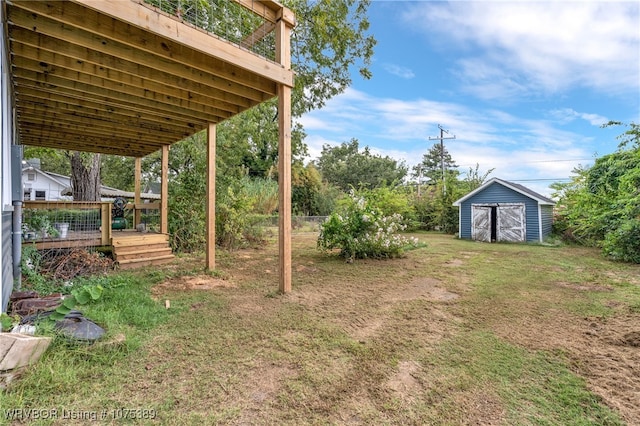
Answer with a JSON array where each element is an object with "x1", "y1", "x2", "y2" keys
[{"x1": 22, "y1": 201, "x2": 162, "y2": 249}]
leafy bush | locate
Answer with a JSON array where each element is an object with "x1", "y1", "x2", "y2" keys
[
  {"x1": 216, "y1": 183, "x2": 267, "y2": 250},
  {"x1": 317, "y1": 191, "x2": 420, "y2": 261},
  {"x1": 363, "y1": 186, "x2": 417, "y2": 228},
  {"x1": 410, "y1": 180, "x2": 461, "y2": 233},
  {"x1": 602, "y1": 220, "x2": 640, "y2": 263},
  {"x1": 552, "y1": 122, "x2": 640, "y2": 262},
  {"x1": 168, "y1": 156, "x2": 207, "y2": 252}
]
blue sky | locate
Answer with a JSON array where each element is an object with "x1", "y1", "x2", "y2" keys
[{"x1": 298, "y1": 1, "x2": 640, "y2": 196}]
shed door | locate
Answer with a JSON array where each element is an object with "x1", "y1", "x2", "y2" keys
[
  {"x1": 471, "y1": 206, "x2": 492, "y2": 242},
  {"x1": 497, "y1": 204, "x2": 526, "y2": 242}
]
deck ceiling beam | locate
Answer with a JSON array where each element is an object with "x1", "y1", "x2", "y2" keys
[
  {"x1": 17, "y1": 110, "x2": 191, "y2": 140},
  {"x1": 14, "y1": 85, "x2": 210, "y2": 127},
  {"x1": 17, "y1": 98, "x2": 200, "y2": 135},
  {"x1": 18, "y1": 135, "x2": 157, "y2": 158},
  {"x1": 11, "y1": 50, "x2": 246, "y2": 115},
  {"x1": 18, "y1": 115, "x2": 187, "y2": 145},
  {"x1": 13, "y1": 74, "x2": 230, "y2": 123},
  {"x1": 8, "y1": 26, "x2": 271, "y2": 105},
  {"x1": 13, "y1": 61, "x2": 239, "y2": 118},
  {"x1": 9, "y1": 3, "x2": 279, "y2": 97}
]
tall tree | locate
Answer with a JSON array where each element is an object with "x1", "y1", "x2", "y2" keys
[
  {"x1": 101, "y1": 155, "x2": 136, "y2": 191},
  {"x1": 70, "y1": 152, "x2": 101, "y2": 201},
  {"x1": 22, "y1": 147, "x2": 70, "y2": 176},
  {"x1": 216, "y1": 106, "x2": 308, "y2": 179},
  {"x1": 315, "y1": 139, "x2": 407, "y2": 191},
  {"x1": 215, "y1": 0, "x2": 376, "y2": 177},
  {"x1": 288, "y1": 0, "x2": 376, "y2": 115},
  {"x1": 414, "y1": 143, "x2": 459, "y2": 184}
]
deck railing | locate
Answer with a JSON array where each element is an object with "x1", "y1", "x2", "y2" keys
[
  {"x1": 142, "y1": 0, "x2": 277, "y2": 61},
  {"x1": 22, "y1": 201, "x2": 162, "y2": 250}
]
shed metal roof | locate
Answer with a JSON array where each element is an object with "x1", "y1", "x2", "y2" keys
[{"x1": 452, "y1": 177, "x2": 556, "y2": 206}]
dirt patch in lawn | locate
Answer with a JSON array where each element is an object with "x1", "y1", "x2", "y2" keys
[
  {"x1": 89, "y1": 234, "x2": 638, "y2": 424},
  {"x1": 151, "y1": 275, "x2": 234, "y2": 295},
  {"x1": 225, "y1": 237, "x2": 635, "y2": 422},
  {"x1": 489, "y1": 303, "x2": 640, "y2": 423},
  {"x1": 386, "y1": 360, "x2": 422, "y2": 397}
]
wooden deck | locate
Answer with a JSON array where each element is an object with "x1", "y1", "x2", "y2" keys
[{"x1": 7, "y1": 0, "x2": 294, "y2": 291}]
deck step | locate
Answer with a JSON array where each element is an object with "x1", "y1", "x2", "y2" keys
[
  {"x1": 111, "y1": 233, "x2": 169, "y2": 247},
  {"x1": 111, "y1": 232, "x2": 173, "y2": 269},
  {"x1": 114, "y1": 247, "x2": 173, "y2": 262},
  {"x1": 117, "y1": 254, "x2": 175, "y2": 269},
  {"x1": 113, "y1": 243, "x2": 170, "y2": 256}
]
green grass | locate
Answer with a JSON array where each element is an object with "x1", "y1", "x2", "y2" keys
[
  {"x1": 2, "y1": 233, "x2": 638, "y2": 425},
  {"x1": 429, "y1": 332, "x2": 623, "y2": 425}
]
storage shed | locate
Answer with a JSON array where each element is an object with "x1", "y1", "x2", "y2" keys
[{"x1": 453, "y1": 178, "x2": 556, "y2": 243}]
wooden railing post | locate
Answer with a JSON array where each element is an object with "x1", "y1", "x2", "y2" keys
[{"x1": 101, "y1": 202, "x2": 111, "y2": 245}]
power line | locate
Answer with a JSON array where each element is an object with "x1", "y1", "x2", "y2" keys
[
  {"x1": 456, "y1": 158, "x2": 593, "y2": 168},
  {"x1": 520, "y1": 158, "x2": 593, "y2": 164},
  {"x1": 458, "y1": 158, "x2": 593, "y2": 167},
  {"x1": 509, "y1": 178, "x2": 572, "y2": 182}
]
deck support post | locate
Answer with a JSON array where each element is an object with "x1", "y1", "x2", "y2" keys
[
  {"x1": 160, "y1": 145, "x2": 169, "y2": 234},
  {"x1": 134, "y1": 157, "x2": 142, "y2": 227},
  {"x1": 276, "y1": 14, "x2": 293, "y2": 293},
  {"x1": 206, "y1": 123, "x2": 216, "y2": 271}
]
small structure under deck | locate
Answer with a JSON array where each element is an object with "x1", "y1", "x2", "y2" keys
[{"x1": 23, "y1": 200, "x2": 174, "y2": 269}]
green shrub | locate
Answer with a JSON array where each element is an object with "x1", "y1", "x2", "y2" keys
[
  {"x1": 216, "y1": 184, "x2": 267, "y2": 250},
  {"x1": 317, "y1": 191, "x2": 420, "y2": 261},
  {"x1": 602, "y1": 220, "x2": 640, "y2": 263}
]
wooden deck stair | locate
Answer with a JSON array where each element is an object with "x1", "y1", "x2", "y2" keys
[{"x1": 112, "y1": 233, "x2": 174, "y2": 269}]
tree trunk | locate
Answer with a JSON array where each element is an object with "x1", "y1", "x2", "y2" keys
[{"x1": 70, "y1": 152, "x2": 101, "y2": 201}]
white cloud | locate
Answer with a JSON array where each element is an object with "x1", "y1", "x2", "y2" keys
[
  {"x1": 402, "y1": 1, "x2": 640, "y2": 100},
  {"x1": 549, "y1": 108, "x2": 609, "y2": 126},
  {"x1": 300, "y1": 88, "x2": 599, "y2": 196},
  {"x1": 382, "y1": 63, "x2": 415, "y2": 79}
]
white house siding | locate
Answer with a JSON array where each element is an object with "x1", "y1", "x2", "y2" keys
[{"x1": 22, "y1": 169, "x2": 68, "y2": 201}]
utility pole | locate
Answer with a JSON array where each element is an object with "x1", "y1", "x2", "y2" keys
[{"x1": 428, "y1": 124, "x2": 456, "y2": 193}]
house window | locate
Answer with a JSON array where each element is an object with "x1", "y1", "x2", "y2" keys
[
  {"x1": 27, "y1": 172, "x2": 36, "y2": 181},
  {"x1": 35, "y1": 190, "x2": 46, "y2": 200},
  {"x1": 24, "y1": 189, "x2": 31, "y2": 201}
]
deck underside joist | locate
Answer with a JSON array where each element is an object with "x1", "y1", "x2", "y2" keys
[{"x1": 6, "y1": 0, "x2": 294, "y2": 157}]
